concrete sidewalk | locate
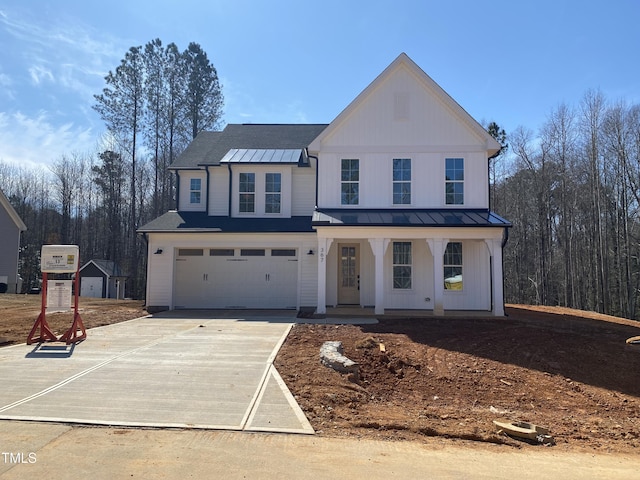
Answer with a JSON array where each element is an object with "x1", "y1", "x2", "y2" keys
[
  {"x1": 0, "y1": 313, "x2": 312, "y2": 434},
  {"x1": 0, "y1": 422, "x2": 636, "y2": 479}
]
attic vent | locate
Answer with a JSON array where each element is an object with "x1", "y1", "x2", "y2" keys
[{"x1": 394, "y1": 92, "x2": 410, "y2": 121}]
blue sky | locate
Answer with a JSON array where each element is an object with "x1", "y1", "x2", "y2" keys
[{"x1": 1, "y1": 0, "x2": 638, "y2": 168}]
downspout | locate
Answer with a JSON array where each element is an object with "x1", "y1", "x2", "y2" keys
[
  {"x1": 305, "y1": 148, "x2": 319, "y2": 209},
  {"x1": 487, "y1": 146, "x2": 502, "y2": 212},
  {"x1": 205, "y1": 167, "x2": 211, "y2": 215},
  {"x1": 501, "y1": 226, "x2": 510, "y2": 316},
  {"x1": 175, "y1": 171, "x2": 181, "y2": 210},
  {"x1": 139, "y1": 232, "x2": 149, "y2": 307},
  {"x1": 227, "y1": 163, "x2": 233, "y2": 216}
]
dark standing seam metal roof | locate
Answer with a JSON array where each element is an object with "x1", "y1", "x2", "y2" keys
[
  {"x1": 138, "y1": 211, "x2": 314, "y2": 233},
  {"x1": 312, "y1": 209, "x2": 512, "y2": 227},
  {"x1": 170, "y1": 124, "x2": 328, "y2": 168}
]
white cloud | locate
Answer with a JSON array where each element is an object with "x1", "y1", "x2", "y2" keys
[
  {"x1": 0, "y1": 111, "x2": 99, "y2": 168},
  {"x1": 28, "y1": 65, "x2": 54, "y2": 85},
  {"x1": 0, "y1": 7, "x2": 127, "y2": 100}
]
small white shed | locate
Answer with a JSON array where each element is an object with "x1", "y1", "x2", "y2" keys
[{"x1": 79, "y1": 260, "x2": 127, "y2": 299}]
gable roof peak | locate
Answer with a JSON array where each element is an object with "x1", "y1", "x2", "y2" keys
[
  {"x1": 309, "y1": 52, "x2": 501, "y2": 155},
  {"x1": 0, "y1": 188, "x2": 27, "y2": 231}
]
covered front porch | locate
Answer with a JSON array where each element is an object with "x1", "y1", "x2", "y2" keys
[
  {"x1": 312, "y1": 209, "x2": 511, "y2": 317},
  {"x1": 322, "y1": 306, "x2": 503, "y2": 318}
]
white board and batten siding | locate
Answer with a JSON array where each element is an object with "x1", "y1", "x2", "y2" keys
[
  {"x1": 146, "y1": 232, "x2": 318, "y2": 310},
  {"x1": 178, "y1": 170, "x2": 207, "y2": 212},
  {"x1": 313, "y1": 58, "x2": 492, "y2": 211},
  {"x1": 291, "y1": 166, "x2": 316, "y2": 216},
  {"x1": 317, "y1": 151, "x2": 488, "y2": 209},
  {"x1": 208, "y1": 167, "x2": 229, "y2": 215}
]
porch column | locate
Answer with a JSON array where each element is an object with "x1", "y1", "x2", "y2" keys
[
  {"x1": 427, "y1": 238, "x2": 447, "y2": 316},
  {"x1": 317, "y1": 237, "x2": 333, "y2": 314},
  {"x1": 485, "y1": 238, "x2": 505, "y2": 316},
  {"x1": 368, "y1": 238, "x2": 388, "y2": 315}
]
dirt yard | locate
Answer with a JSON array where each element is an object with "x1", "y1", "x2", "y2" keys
[
  {"x1": 0, "y1": 295, "x2": 146, "y2": 345},
  {"x1": 1, "y1": 295, "x2": 639, "y2": 454},
  {"x1": 275, "y1": 306, "x2": 640, "y2": 454}
]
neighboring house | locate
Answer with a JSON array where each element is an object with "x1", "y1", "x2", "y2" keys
[
  {"x1": 0, "y1": 188, "x2": 27, "y2": 294},
  {"x1": 139, "y1": 53, "x2": 511, "y2": 315},
  {"x1": 79, "y1": 260, "x2": 127, "y2": 299}
]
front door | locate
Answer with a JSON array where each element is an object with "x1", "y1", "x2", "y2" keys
[{"x1": 338, "y1": 243, "x2": 360, "y2": 304}]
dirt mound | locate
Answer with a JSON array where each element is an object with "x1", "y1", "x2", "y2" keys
[{"x1": 275, "y1": 306, "x2": 640, "y2": 453}]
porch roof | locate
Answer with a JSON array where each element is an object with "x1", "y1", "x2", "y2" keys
[{"x1": 312, "y1": 209, "x2": 512, "y2": 228}]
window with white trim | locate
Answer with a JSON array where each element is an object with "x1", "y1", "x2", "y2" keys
[
  {"x1": 341, "y1": 159, "x2": 359, "y2": 205},
  {"x1": 190, "y1": 178, "x2": 202, "y2": 204},
  {"x1": 393, "y1": 158, "x2": 411, "y2": 205},
  {"x1": 392, "y1": 242, "x2": 412, "y2": 289},
  {"x1": 444, "y1": 242, "x2": 463, "y2": 290},
  {"x1": 445, "y1": 158, "x2": 464, "y2": 205},
  {"x1": 239, "y1": 173, "x2": 255, "y2": 213},
  {"x1": 265, "y1": 173, "x2": 281, "y2": 214}
]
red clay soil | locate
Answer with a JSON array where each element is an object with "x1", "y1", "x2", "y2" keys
[
  {"x1": 275, "y1": 305, "x2": 640, "y2": 454},
  {"x1": 0, "y1": 296, "x2": 146, "y2": 345}
]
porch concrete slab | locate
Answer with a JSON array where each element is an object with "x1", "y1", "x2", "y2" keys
[{"x1": 0, "y1": 313, "x2": 313, "y2": 435}]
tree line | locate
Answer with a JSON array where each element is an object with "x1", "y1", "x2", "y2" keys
[
  {"x1": 0, "y1": 39, "x2": 223, "y2": 298},
  {"x1": 494, "y1": 90, "x2": 640, "y2": 319},
  {"x1": 3, "y1": 44, "x2": 640, "y2": 320}
]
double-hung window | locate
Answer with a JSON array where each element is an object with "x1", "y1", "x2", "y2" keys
[
  {"x1": 239, "y1": 173, "x2": 255, "y2": 213},
  {"x1": 393, "y1": 158, "x2": 411, "y2": 205},
  {"x1": 444, "y1": 242, "x2": 463, "y2": 290},
  {"x1": 341, "y1": 159, "x2": 359, "y2": 205},
  {"x1": 445, "y1": 158, "x2": 464, "y2": 205},
  {"x1": 190, "y1": 178, "x2": 202, "y2": 204},
  {"x1": 392, "y1": 242, "x2": 412, "y2": 289},
  {"x1": 265, "y1": 173, "x2": 281, "y2": 214}
]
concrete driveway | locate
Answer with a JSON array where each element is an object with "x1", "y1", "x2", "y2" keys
[{"x1": 0, "y1": 311, "x2": 313, "y2": 434}]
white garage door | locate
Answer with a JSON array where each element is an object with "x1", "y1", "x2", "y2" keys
[
  {"x1": 81, "y1": 277, "x2": 103, "y2": 298},
  {"x1": 174, "y1": 248, "x2": 298, "y2": 309}
]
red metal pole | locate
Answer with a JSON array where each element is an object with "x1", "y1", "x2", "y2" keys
[
  {"x1": 58, "y1": 262, "x2": 86, "y2": 344},
  {"x1": 26, "y1": 272, "x2": 58, "y2": 344}
]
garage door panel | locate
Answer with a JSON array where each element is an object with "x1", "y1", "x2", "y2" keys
[{"x1": 174, "y1": 248, "x2": 298, "y2": 309}]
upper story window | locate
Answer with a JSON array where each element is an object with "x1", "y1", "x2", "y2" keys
[
  {"x1": 190, "y1": 178, "x2": 202, "y2": 204},
  {"x1": 392, "y1": 158, "x2": 411, "y2": 205},
  {"x1": 265, "y1": 173, "x2": 282, "y2": 214},
  {"x1": 239, "y1": 173, "x2": 256, "y2": 213},
  {"x1": 444, "y1": 242, "x2": 463, "y2": 290},
  {"x1": 341, "y1": 159, "x2": 359, "y2": 205},
  {"x1": 445, "y1": 158, "x2": 464, "y2": 205}
]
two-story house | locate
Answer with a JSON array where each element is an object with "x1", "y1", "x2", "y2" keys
[{"x1": 139, "y1": 53, "x2": 511, "y2": 315}]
